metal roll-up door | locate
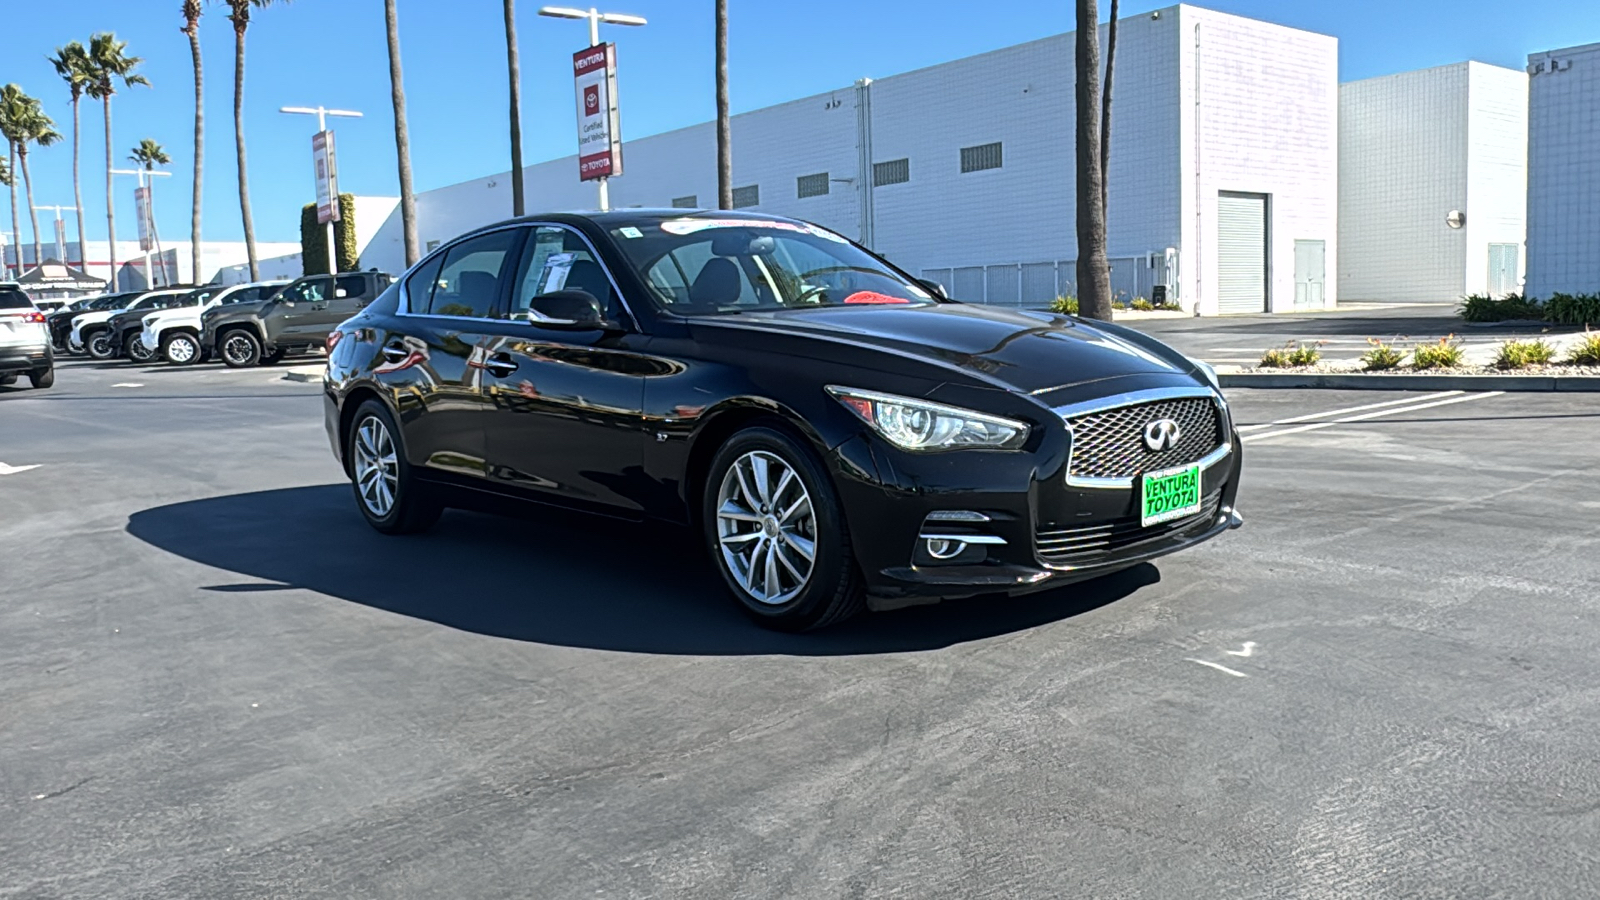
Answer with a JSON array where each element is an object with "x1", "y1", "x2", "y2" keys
[{"x1": 1217, "y1": 192, "x2": 1268, "y2": 314}]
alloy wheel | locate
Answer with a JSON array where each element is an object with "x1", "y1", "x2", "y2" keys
[
  {"x1": 223, "y1": 334, "x2": 255, "y2": 366},
  {"x1": 353, "y1": 416, "x2": 400, "y2": 518},
  {"x1": 166, "y1": 336, "x2": 197, "y2": 364},
  {"x1": 715, "y1": 450, "x2": 817, "y2": 605},
  {"x1": 88, "y1": 333, "x2": 114, "y2": 359},
  {"x1": 128, "y1": 337, "x2": 155, "y2": 363}
]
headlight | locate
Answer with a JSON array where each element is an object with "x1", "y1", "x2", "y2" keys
[{"x1": 826, "y1": 386, "x2": 1029, "y2": 452}]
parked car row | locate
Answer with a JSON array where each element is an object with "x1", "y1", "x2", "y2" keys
[{"x1": 43, "y1": 271, "x2": 394, "y2": 369}]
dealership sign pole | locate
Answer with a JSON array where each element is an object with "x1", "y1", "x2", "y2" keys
[
  {"x1": 539, "y1": 7, "x2": 646, "y2": 212},
  {"x1": 280, "y1": 106, "x2": 364, "y2": 276},
  {"x1": 112, "y1": 167, "x2": 172, "y2": 287}
]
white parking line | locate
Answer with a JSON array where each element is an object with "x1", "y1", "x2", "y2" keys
[
  {"x1": 111, "y1": 383, "x2": 144, "y2": 388},
  {"x1": 1243, "y1": 392, "x2": 1504, "y2": 443},
  {"x1": 1236, "y1": 392, "x2": 1462, "y2": 432}
]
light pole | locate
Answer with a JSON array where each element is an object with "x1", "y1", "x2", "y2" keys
[
  {"x1": 537, "y1": 5, "x2": 646, "y2": 211},
  {"x1": 280, "y1": 106, "x2": 363, "y2": 276},
  {"x1": 111, "y1": 168, "x2": 174, "y2": 288},
  {"x1": 33, "y1": 205, "x2": 74, "y2": 267}
]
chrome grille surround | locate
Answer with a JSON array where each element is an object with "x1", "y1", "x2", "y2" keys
[{"x1": 1054, "y1": 387, "x2": 1230, "y2": 488}]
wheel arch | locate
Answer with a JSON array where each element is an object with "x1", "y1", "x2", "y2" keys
[
  {"x1": 336, "y1": 384, "x2": 393, "y2": 476},
  {"x1": 682, "y1": 398, "x2": 831, "y2": 530}
]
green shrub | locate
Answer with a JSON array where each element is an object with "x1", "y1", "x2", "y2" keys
[
  {"x1": 299, "y1": 193, "x2": 359, "y2": 276},
  {"x1": 1361, "y1": 338, "x2": 1406, "y2": 371},
  {"x1": 1566, "y1": 331, "x2": 1600, "y2": 366},
  {"x1": 1412, "y1": 335, "x2": 1466, "y2": 369},
  {"x1": 1131, "y1": 297, "x2": 1154, "y2": 311},
  {"x1": 1544, "y1": 292, "x2": 1600, "y2": 327},
  {"x1": 1260, "y1": 341, "x2": 1322, "y2": 368},
  {"x1": 1495, "y1": 339, "x2": 1555, "y2": 369},
  {"x1": 1459, "y1": 292, "x2": 1544, "y2": 323},
  {"x1": 1049, "y1": 295, "x2": 1079, "y2": 315}
]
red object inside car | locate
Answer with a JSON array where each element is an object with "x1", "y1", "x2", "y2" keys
[{"x1": 842, "y1": 291, "x2": 911, "y2": 305}]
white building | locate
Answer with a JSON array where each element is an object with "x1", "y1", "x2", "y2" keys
[
  {"x1": 367, "y1": 4, "x2": 1339, "y2": 315},
  {"x1": 1524, "y1": 41, "x2": 1600, "y2": 299},
  {"x1": 1339, "y1": 62, "x2": 1528, "y2": 304},
  {"x1": 2, "y1": 238, "x2": 301, "y2": 290}
]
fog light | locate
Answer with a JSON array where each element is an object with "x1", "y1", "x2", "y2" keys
[{"x1": 926, "y1": 538, "x2": 967, "y2": 560}]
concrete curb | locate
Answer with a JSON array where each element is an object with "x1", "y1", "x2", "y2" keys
[
  {"x1": 1219, "y1": 372, "x2": 1600, "y2": 392},
  {"x1": 280, "y1": 365, "x2": 325, "y2": 384}
]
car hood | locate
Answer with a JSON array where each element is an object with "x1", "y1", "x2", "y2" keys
[
  {"x1": 689, "y1": 302, "x2": 1198, "y2": 395},
  {"x1": 206, "y1": 298, "x2": 272, "y2": 320},
  {"x1": 147, "y1": 308, "x2": 201, "y2": 326},
  {"x1": 73, "y1": 309, "x2": 122, "y2": 327}
]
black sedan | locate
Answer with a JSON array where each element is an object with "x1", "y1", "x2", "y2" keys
[{"x1": 323, "y1": 210, "x2": 1242, "y2": 631}]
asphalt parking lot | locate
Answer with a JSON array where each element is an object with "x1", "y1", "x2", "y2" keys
[{"x1": 4, "y1": 359, "x2": 1599, "y2": 898}]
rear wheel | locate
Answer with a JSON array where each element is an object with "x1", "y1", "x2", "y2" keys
[
  {"x1": 161, "y1": 331, "x2": 201, "y2": 366},
  {"x1": 220, "y1": 330, "x2": 262, "y2": 368},
  {"x1": 125, "y1": 332, "x2": 156, "y2": 363},
  {"x1": 347, "y1": 399, "x2": 441, "y2": 535},
  {"x1": 86, "y1": 329, "x2": 116, "y2": 360},
  {"x1": 28, "y1": 366, "x2": 54, "y2": 389},
  {"x1": 703, "y1": 425, "x2": 864, "y2": 631}
]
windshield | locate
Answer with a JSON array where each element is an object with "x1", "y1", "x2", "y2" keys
[
  {"x1": 92, "y1": 294, "x2": 133, "y2": 310},
  {"x1": 608, "y1": 218, "x2": 932, "y2": 315}
]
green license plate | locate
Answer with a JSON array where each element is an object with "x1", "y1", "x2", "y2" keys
[{"x1": 1141, "y1": 464, "x2": 1202, "y2": 527}]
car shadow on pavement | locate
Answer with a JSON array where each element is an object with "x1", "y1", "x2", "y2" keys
[{"x1": 126, "y1": 484, "x2": 1160, "y2": 656}]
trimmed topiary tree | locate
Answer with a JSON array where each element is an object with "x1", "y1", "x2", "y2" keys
[{"x1": 300, "y1": 193, "x2": 359, "y2": 276}]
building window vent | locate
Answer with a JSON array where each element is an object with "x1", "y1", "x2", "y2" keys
[
  {"x1": 797, "y1": 173, "x2": 830, "y2": 199},
  {"x1": 960, "y1": 142, "x2": 1003, "y2": 173},
  {"x1": 671, "y1": 195, "x2": 698, "y2": 209},
  {"x1": 873, "y1": 158, "x2": 910, "y2": 186},
  {"x1": 732, "y1": 185, "x2": 760, "y2": 208}
]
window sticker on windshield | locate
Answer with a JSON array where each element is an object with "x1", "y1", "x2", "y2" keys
[
  {"x1": 659, "y1": 217, "x2": 849, "y2": 243},
  {"x1": 618, "y1": 226, "x2": 643, "y2": 239},
  {"x1": 539, "y1": 253, "x2": 576, "y2": 293}
]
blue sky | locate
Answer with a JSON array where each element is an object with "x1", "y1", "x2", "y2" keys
[{"x1": 3, "y1": 0, "x2": 1597, "y2": 249}]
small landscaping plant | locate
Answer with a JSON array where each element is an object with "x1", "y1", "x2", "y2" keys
[
  {"x1": 1259, "y1": 341, "x2": 1322, "y2": 368},
  {"x1": 1131, "y1": 297, "x2": 1154, "y2": 311},
  {"x1": 1544, "y1": 292, "x2": 1600, "y2": 327},
  {"x1": 1411, "y1": 335, "x2": 1466, "y2": 369},
  {"x1": 1361, "y1": 338, "x2": 1406, "y2": 371},
  {"x1": 1459, "y1": 292, "x2": 1544, "y2": 323},
  {"x1": 1050, "y1": 295, "x2": 1079, "y2": 315},
  {"x1": 1567, "y1": 330, "x2": 1600, "y2": 366},
  {"x1": 1495, "y1": 339, "x2": 1555, "y2": 369}
]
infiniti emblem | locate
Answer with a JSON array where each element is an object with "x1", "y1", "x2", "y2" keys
[{"x1": 1143, "y1": 418, "x2": 1182, "y2": 452}]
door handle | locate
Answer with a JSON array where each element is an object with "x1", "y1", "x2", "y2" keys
[
  {"x1": 310, "y1": 303, "x2": 329, "y2": 311},
  {"x1": 482, "y1": 352, "x2": 519, "y2": 377},
  {"x1": 380, "y1": 341, "x2": 411, "y2": 363}
]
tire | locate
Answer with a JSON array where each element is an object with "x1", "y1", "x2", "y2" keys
[
  {"x1": 125, "y1": 332, "x2": 156, "y2": 363},
  {"x1": 0, "y1": 374, "x2": 16, "y2": 386},
  {"x1": 261, "y1": 347, "x2": 287, "y2": 365},
  {"x1": 161, "y1": 331, "x2": 202, "y2": 366},
  {"x1": 220, "y1": 329, "x2": 262, "y2": 368},
  {"x1": 86, "y1": 329, "x2": 116, "y2": 360},
  {"x1": 346, "y1": 399, "x2": 441, "y2": 535},
  {"x1": 28, "y1": 366, "x2": 54, "y2": 389},
  {"x1": 703, "y1": 424, "x2": 865, "y2": 631}
]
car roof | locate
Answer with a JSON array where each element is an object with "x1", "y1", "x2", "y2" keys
[{"x1": 453, "y1": 208, "x2": 814, "y2": 242}]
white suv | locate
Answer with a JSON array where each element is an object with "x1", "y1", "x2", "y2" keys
[
  {"x1": 0, "y1": 283, "x2": 54, "y2": 389},
  {"x1": 139, "y1": 280, "x2": 287, "y2": 365}
]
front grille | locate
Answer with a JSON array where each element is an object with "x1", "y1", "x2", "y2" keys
[
  {"x1": 1065, "y1": 397, "x2": 1222, "y2": 480},
  {"x1": 1037, "y1": 489, "x2": 1222, "y2": 565}
]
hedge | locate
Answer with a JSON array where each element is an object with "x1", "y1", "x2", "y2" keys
[{"x1": 300, "y1": 193, "x2": 359, "y2": 276}]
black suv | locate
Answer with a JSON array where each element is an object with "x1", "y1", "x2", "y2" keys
[{"x1": 203, "y1": 271, "x2": 392, "y2": 368}]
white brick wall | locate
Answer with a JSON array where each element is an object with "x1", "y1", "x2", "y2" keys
[
  {"x1": 1524, "y1": 41, "x2": 1600, "y2": 299},
  {"x1": 1338, "y1": 62, "x2": 1528, "y2": 304},
  {"x1": 1182, "y1": 5, "x2": 1339, "y2": 314}
]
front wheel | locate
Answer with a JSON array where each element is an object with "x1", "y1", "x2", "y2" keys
[
  {"x1": 703, "y1": 425, "x2": 865, "y2": 631},
  {"x1": 346, "y1": 399, "x2": 441, "y2": 535},
  {"x1": 86, "y1": 330, "x2": 116, "y2": 360},
  {"x1": 220, "y1": 330, "x2": 262, "y2": 368},
  {"x1": 126, "y1": 333, "x2": 156, "y2": 363},
  {"x1": 161, "y1": 331, "x2": 201, "y2": 366}
]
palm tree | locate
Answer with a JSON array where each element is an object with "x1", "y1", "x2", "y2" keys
[
  {"x1": 129, "y1": 138, "x2": 170, "y2": 171},
  {"x1": 181, "y1": 0, "x2": 205, "y2": 286},
  {"x1": 1099, "y1": 0, "x2": 1119, "y2": 214},
  {"x1": 225, "y1": 0, "x2": 287, "y2": 281},
  {"x1": 503, "y1": 0, "x2": 525, "y2": 217},
  {"x1": 1073, "y1": 0, "x2": 1112, "y2": 321},
  {"x1": 86, "y1": 33, "x2": 150, "y2": 288},
  {"x1": 0, "y1": 86, "x2": 63, "y2": 272},
  {"x1": 49, "y1": 42, "x2": 94, "y2": 269},
  {"x1": 0, "y1": 152, "x2": 15, "y2": 277},
  {"x1": 715, "y1": 0, "x2": 731, "y2": 209},
  {"x1": 386, "y1": 0, "x2": 420, "y2": 267}
]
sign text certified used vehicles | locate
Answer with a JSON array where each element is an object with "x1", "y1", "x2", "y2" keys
[{"x1": 322, "y1": 211, "x2": 1243, "y2": 631}]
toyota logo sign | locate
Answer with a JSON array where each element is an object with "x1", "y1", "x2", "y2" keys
[{"x1": 1142, "y1": 418, "x2": 1182, "y2": 452}]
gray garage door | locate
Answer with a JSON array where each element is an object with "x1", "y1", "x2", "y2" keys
[{"x1": 1217, "y1": 192, "x2": 1268, "y2": 314}]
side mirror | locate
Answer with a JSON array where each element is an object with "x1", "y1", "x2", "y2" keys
[
  {"x1": 916, "y1": 278, "x2": 948, "y2": 300},
  {"x1": 525, "y1": 289, "x2": 607, "y2": 329}
]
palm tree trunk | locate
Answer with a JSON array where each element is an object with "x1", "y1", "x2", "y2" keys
[
  {"x1": 20, "y1": 147, "x2": 42, "y2": 267},
  {"x1": 105, "y1": 96, "x2": 118, "y2": 288},
  {"x1": 386, "y1": 0, "x2": 420, "y2": 267},
  {"x1": 1074, "y1": 0, "x2": 1112, "y2": 321},
  {"x1": 71, "y1": 94, "x2": 86, "y2": 270},
  {"x1": 7, "y1": 143, "x2": 21, "y2": 277},
  {"x1": 503, "y1": 0, "x2": 525, "y2": 217},
  {"x1": 1099, "y1": 0, "x2": 1119, "y2": 215},
  {"x1": 715, "y1": 0, "x2": 731, "y2": 210},
  {"x1": 189, "y1": 28, "x2": 205, "y2": 285},
  {"x1": 233, "y1": 25, "x2": 259, "y2": 281}
]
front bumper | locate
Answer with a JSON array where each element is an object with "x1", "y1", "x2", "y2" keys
[
  {"x1": 828, "y1": 420, "x2": 1243, "y2": 605},
  {"x1": 139, "y1": 327, "x2": 161, "y2": 353}
]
